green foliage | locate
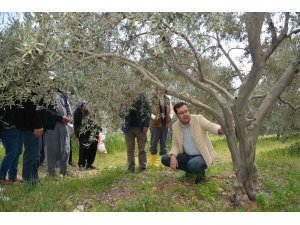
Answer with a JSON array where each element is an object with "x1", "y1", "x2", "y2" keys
[
  {"x1": 288, "y1": 141, "x2": 300, "y2": 156},
  {"x1": 104, "y1": 131, "x2": 126, "y2": 154},
  {"x1": 256, "y1": 192, "x2": 267, "y2": 209}
]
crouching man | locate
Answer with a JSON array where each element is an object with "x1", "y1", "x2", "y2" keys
[{"x1": 161, "y1": 102, "x2": 224, "y2": 184}]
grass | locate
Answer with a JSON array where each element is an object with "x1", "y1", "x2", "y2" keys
[{"x1": 0, "y1": 132, "x2": 300, "y2": 212}]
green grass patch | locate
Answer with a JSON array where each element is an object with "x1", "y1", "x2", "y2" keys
[{"x1": 0, "y1": 132, "x2": 299, "y2": 211}]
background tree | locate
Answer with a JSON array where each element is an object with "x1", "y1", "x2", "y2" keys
[{"x1": 252, "y1": 36, "x2": 300, "y2": 137}]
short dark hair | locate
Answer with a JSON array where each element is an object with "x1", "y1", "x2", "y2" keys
[{"x1": 173, "y1": 102, "x2": 188, "y2": 114}]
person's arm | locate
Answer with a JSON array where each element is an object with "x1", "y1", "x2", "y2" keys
[
  {"x1": 169, "y1": 154, "x2": 178, "y2": 170},
  {"x1": 168, "y1": 123, "x2": 180, "y2": 157},
  {"x1": 168, "y1": 122, "x2": 179, "y2": 170},
  {"x1": 73, "y1": 109, "x2": 81, "y2": 139},
  {"x1": 198, "y1": 115, "x2": 221, "y2": 135},
  {"x1": 169, "y1": 101, "x2": 174, "y2": 119},
  {"x1": 62, "y1": 92, "x2": 72, "y2": 119},
  {"x1": 46, "y1": 105, "x2": 64, "y2": 123},
  {"x1": 66, "y1": 100, "x2": 72, "y2": 119}
]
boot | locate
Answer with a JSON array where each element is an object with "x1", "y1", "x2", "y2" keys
[{"x1": 150, "y1": 154, "x2": 158, "y2": 167}]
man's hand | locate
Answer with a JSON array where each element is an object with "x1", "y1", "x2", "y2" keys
[
  {"x1": 62, "y1": 116, "x2": 71, "y2": 125},
  {"x1": 218, "y1": 127, "x2": 224, "y2": 135},
  {"x1": 170, "y1": 154, "x2": 178, "y2": 171},
  {"x1": 143, "y1": 127, "x2": 148, "y2": 134},
  {"x1": 33, "y1": 128, "x2": 44, "y2": 137}
]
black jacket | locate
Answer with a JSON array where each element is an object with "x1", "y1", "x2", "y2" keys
[
  {"x1": 121, "y1": 93, "x2": 151, "y2": 133},
  {"x1": 45, "y1": 90, "x2": 71, "y2": 130},
  {"x1": 73, "y1": 107, "x2": 84, "y2": 139},
  {"x1": 45, "y1": 104, "x2": 64, "y2": 130},
  {"x1": 73, "y1": 107, "x2": 101, "y2": 139},
  {"x1": 15, "y1": 99, "x2": 46, "y2": 130},
  {"x1": 0, "y1": 106, "x2": 16, "y2": 132}
]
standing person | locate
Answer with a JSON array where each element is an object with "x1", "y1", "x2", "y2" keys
[
  {"x1": 15, "y1": 98, "x2": 46, "y2": 185},
  {"x1": 161, "y1": 102, "x2": 224, "y2": 184},
  {"x1": 0, "y1": 106, "x2": 23, "y2": 184},
  {"x1": 120, "y1": 91, "x2": 151, "y2": 173},
  {"x1": 73, "y1": 100, "x2": 99, "y2": 170},
  {"x1": 149, "y1": 87, "x2": 172, "y2": 167},
  {"x1": 45, "y1": 89, "x2": 72, "y2": 177}
]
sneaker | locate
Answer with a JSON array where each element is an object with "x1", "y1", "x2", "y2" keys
[
  {"x1": 127, "y1": 168, "x2": 135, "y2": 173},
  {"x1": 9, "y1": 178, "x2": 24, "y2": 183},
  {"x1": 139, "y1": 168, "x2": 147, "y2": 173},
  {"x1": 195, "y1": 176, "x2": 205, "y2": 185},
  {"x1": 0, "y1": 179, "x2": 13, "y2": 185},
  {"x1": 86, "y1": 165, "x2": 97, "y2": 170},
  {"x1": 48, "y1": 171, "x2": 57, "y2": 177},
  {"x1": 69, "y1": 162, "x2": 76, "y2": 167},
  {"x1": 60, "y1": 171, "x2": 74, "y2": 177},
  {"x1": 184, "y1": 172, "x2": 193, "y2": 179},
  {"x1": 78, "y1": 165, "x2": 85, "y2": 171}
]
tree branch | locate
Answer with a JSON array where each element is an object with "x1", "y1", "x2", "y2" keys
[
  {"x1": 162, "y1": 28, "x2": 234, "y2": 101},
  {"x1": 249, "y1": 94, "x2": 266, "y2": 101},
  {"x1": 288, "y1": 28, "x2": 300, "y2": 36},
  {"x1": 63, "y1": 49, "x2": 225, "y2": 123},
  {"x1": 61, "y1": 53, "x2": 81, "y2": 64},
  {"x1": 162, "y1": 22, "x2": 205, "y2": 79},
  {"x1": 264, "y1": 13, "x2": 292, "y2": 61},
  {"x1": 250, "y1": 94, "x2": 300, "y2": 110},
  {"x1": 279, "y1": 96, "x2": 300, "y2": 110},
  {"x1": 236, "y1": 12, "x2": 265, "y2": 114},
  {"x1": 117, "y1": 58, "x2": 225, "y2": 124},
  {"x1": 266, "y1": 13, "x2": 277, "y2": 45},
  {"x1": 170, "y1": 61, "x2": 229, "y2": 106},
  {"x1": 252, "y1": 61, "x2": 300, "y2": 136},
  {"x1": 216, "y1": 32, "x2": 245, "y2": 83}
]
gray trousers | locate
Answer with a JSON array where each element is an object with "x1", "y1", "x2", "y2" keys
[
  {"x1": 124, "y1": 127, "x2": 147, "y2": 171},
  {"x1": 45, "y1": 122, "x2": 70, "y2": 174},
  {"x1": 150, "y1": 125, "x2": 168, "y2": 155}
]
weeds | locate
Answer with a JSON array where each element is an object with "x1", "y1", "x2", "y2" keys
[{"x1": 0, "y1": 132, "x2": 299, "y2": 211}]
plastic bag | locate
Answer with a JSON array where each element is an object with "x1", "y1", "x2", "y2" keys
[
  {"x1": 67, "y1": 123, "x2": 74, "y2": 136},
  {"x1": 97, "y1": 131, "x2": 107, "y2": 153}
]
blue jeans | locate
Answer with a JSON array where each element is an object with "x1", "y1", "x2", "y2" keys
[
  {"x1": 0, "y1": 128, "x2": 22, "y2": 180},
  {"x1": 161, "y1": 152, "x2": 207, "y2": 178},
  {"x1": 22, "y1": 130, "x2": 40, "y2": 184}
]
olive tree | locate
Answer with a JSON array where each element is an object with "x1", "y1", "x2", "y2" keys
[{"x1": 1, "y1": 12, "x2": 300, "y2": 205}]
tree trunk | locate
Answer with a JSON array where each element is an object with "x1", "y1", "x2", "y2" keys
[{"x1": 230, "y1": 131, "x2": 259, "y2": 206}]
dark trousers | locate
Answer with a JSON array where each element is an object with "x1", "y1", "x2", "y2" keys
[
  {"x1": 69, "y1": 138, "x2": 73, "y2": 164},
  {"x1": 161, "y1": 152, "x2": 207, "y2": 178},
  {"x1": 124, "y1": 127, "x2": 147, "y2": 171},
  {"x1": 22, "y1": 130, "x2": 40, "y2": 184},
  {"x1": 149, "y1": 125, "x2": 168, "y2": 155},
  {"x1": 78, "y1": 134, "x2": 97, "y2": 167},
  {"x1": 39, "y1": 134, "x2": 45, "y2": 166}
]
